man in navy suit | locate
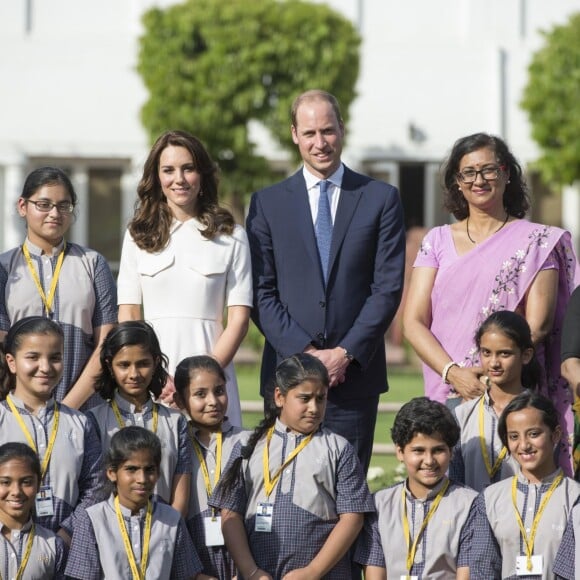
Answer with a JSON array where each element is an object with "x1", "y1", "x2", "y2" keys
[{"x1": 246, "y1": 90, "x2": 405, "y2": 471}]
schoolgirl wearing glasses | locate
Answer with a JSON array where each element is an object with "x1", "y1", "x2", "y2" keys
[{"x1": 0, "y1": 167, "x2": 117, "y2": 410}]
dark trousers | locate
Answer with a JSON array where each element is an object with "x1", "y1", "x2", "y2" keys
[
  {"x1": 324, "y1": 394, "x2": 378, "y2": 580},
  {"x1": 323, "y1": 394, "x2": 380, "y2": 475}
]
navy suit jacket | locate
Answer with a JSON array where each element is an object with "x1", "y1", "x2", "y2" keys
[{"x1": 246, "y1": 166, "x2": 406, "y2": 400}]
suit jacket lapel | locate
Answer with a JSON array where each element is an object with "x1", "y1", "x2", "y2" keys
[
  {"x1": 328, "y1": 167, "x2": 363, "y2": 277},
  {"x1": 284, "y1": 172, "x2": 326, "y2": 285}
]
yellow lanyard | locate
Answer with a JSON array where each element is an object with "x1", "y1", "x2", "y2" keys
[
  {"x1": 479, "y1": 396, "x2": 507, "y2": 478},
  {"x1": 7, "y1": 396, "x2": 59, "y2": 482},
  {"x1": 401, "y1": 479, "x2": 450, "y2": 574},
  {"x1": 111, "y1": 400, "x2": 158, "y2": 434},
  {"x1": 114, "y1": 495, "x2": 152, "y2": 580},
  {"x1": 191, "y1": 430, "x2": 222, "y2": 498},
  {"x1": 0, "y1": 523, "x2": 36, "y2": 580},
  {"x1": 511, "y1": 471, "x2": 563, "y2": 572},
  {"x1": 22, "y1": 242, "x2": 66, "y2": 316},
  {"x1": 263, "y1": 426, "x2": 313, "y2": 498}
]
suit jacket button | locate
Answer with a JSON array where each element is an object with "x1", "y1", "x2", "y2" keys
[
  {"x1": 317, "y1": 333, "x2": 324, "y2": 341},
  {"x1": 319, "y1": 301, "x2": 326, "y2": 308}
]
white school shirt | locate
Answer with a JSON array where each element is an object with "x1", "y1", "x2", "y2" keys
[
  {"x1": 0, "y1": 518, "x2": 64, "y2": 579},
  {"x1": 209, "y1": 419, "x2": 375, "y2": 578},
  {"x1": 89, "y1": 392, "x2": 192, "y2": 503},
  {"x1": 0, "y1": 239, "x2": 117, "y2": 408},
  {"x1": 482, "y1": 469, "x2": 580, "y2": 579},
  {"x1": 452, "y1": 391, "x2": 519, "y2": 491},
  {"x1": 356, "y1": 477, "x2": 477, "y2": 579},
  {"x1": 188, "y1": 419, "x2": 249, "y2": 517},
  {"x1": 66, "y1": 495, "x2": 201, "y2": 579},
  {"x1": 0, "y1": 395, "x2": 103, "y2": 534}
]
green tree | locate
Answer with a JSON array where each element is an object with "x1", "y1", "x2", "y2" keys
[
  {"x1": 138, "y1": 0, "x2": 360, "y2": 214},
  {"x1": 521, "y1": 12, "x2": 580, "y2": 186}
]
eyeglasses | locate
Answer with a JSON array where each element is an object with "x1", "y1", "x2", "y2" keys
[
  {"x1": 457, "y1": 166, "x2": 504, "y2": 184},
  {"x1": 25, "y1": 199, "x2": 75, "y2": 214}
]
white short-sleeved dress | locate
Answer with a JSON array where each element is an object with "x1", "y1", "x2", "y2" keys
[{"x1": 117, "y1": 219, "x2": 253, "y2": 426}]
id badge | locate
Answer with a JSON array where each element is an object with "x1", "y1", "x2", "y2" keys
[
  {"x1": 35, "y1": 486, "x2": 54, "y2": 517},
  {"x1": 516, "y1": 555, "x2": 543, "y2": 575},
  {"x1": 203, "y1": 515, "x2": 224, "y2": 546},
  {"x1": 255, "y1": 502, "x2": 274, "y2": 532},
  {"x1": 400, "y1": 576, "x2": 418, "y2": 580}
]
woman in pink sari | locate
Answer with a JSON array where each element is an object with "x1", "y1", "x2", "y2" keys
[{"x1": 403, "y1": 133, "x2": 579, "y2": 473}]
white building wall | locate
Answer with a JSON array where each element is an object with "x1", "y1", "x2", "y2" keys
[
  {"x1": 0, "y1": 0, "x2": 579, "y2": 250},
  {"x1": 0, "y1": 2, "x2": 145, "y2": 159},
  {"x1": 324, "y1": 0, "x2": 580, "y2": 166}
]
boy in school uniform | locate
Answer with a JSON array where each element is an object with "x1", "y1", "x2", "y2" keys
[{"x1": 355, "y1": 397, "x2": 477, "y2": 580}]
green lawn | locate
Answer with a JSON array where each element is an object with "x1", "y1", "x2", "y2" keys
[{"x1": 235, "y1": 364, "x2": 423, "y2": 489}]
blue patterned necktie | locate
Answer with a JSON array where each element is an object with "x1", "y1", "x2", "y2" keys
[{"x1": 315, "y1": 180, "x2": 332, "y2": 281}]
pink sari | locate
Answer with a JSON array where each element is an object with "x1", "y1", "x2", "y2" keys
[{"x1": 414, "y1": 220, "x2": 579, "y2": 472}]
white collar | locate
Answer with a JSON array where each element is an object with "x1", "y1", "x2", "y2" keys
[{"x1": 302, "y1": 164, "x2": 344, "y2": 191}]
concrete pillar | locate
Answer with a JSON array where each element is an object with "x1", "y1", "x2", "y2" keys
[
  {"x1": 70, "y1": 165, "x2": 89, "y2": 246},
  {"x1": 425, "y1": 162, "x2": 443, "y2": 229},
  {"x1": 1, "y1": 161, "x2": 27, "y2": 251},
  {"x1": 121, "y1": 163, "x2": 139, "y2": 231},
  {"x1": 562, "y1": 182, "x2": 580, "y2": 253},
  {"x1": 387, "y1": 162, "x2": 400, "y2": 191}
]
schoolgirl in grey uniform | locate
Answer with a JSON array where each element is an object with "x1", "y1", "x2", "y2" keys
[
  {"x1": 65, "y1": 426, "x2": 204, "y2": 579},
  {"x1": 0, "y1": 442, "x2": 66, "y2": 579},
  {"x1": 450, "y1": 311, "x2": 540, "y2": 491},
  {"x1": 0, "y1": 317, "x2": 102, "y2": 542},
  {"x1": 470, "y1": 392, "x2": 580, "y2": 579},
  {"x1": 0, "y1": 166, "x2": 117, "y2": 410},
  {"x1": 88, "y1": 321, "x2": 192, "y2": 516},
  {"x1": 174, "y1": 355, "x2": 249, "y2": 579},
  {"x1": 210, "y1": 353, "x2": 374, "y2": 580}
]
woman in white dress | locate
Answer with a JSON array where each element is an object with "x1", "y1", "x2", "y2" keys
[{"x1": 117, "y1": 130, "x2": 252, "y2": 426}]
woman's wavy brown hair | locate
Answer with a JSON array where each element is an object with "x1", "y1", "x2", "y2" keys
[{"x1": 129, "y1": 130, "x2": 234, "y2": 252}]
